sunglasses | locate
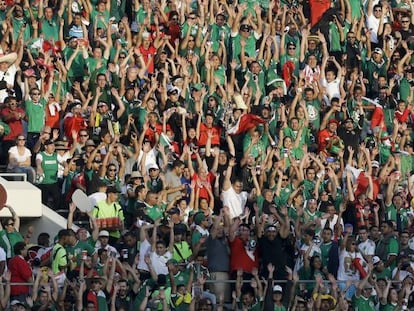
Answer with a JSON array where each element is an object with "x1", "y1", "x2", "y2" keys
[
  {"x1": 282, "y1": 179, "x2": 288, "y2": 181},
  {"x1": 79, "y1": 134, "x2": 88, "y2": 137},
  {"x1": 7, "y1": 222, "x2": 14, "y2": 226},
  {"x1": 108, "y1": 169, "x2": 117, "y2": 172},
  {"x1": 17, "y1": 138, "x2": 26, "y2": 141},
  {"x1": 402, "y1": 20, "x2": 410, "y2": 23},
  {"x1": 288, "y1": 47, "x2": 296, "y2": 50}
]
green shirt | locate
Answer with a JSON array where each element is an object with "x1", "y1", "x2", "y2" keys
[
  {"x1": 90, "y1": 8, "x2": 110, "y2": 29},
  {"x1": 231, "y1": 32, "x2": 259, "y2": 62},
  {"x1": 172, "y1": 241, "x2": 192, "y2": 263},
  {"x1": 25, "y1": 98, "x2": 46, "y2": 133},
  {"x1": 63, "y1": 47, "x2": 86, "y2": 78},
  {"x1": 385, "y1": 203, "x2": 408, "y2": 230},
  {"x1": 352, "y1": 295, "x2": 376, "y2": 311},
  {"x1": 236, "y1": 297, "x2": 263, "y2": 311},
  {"x1": 40, "y1": 152, "x2": 58, "y2": 184},
  {"x1": 0, "y1": 229, "x2": 24, "y2": 258},
  {"x1": 65, "y1": 240, "x2": 96, "y2": 268},
  {"x1": 39, "y1": 16, "x2": 59, "y2": 41},
  {"x1": 274, "y1": 186, "x2": 293, "y2": 207},
  {"x1": 93, "y1": 200, "x2": 125, "y2": 239},
  {"x1": 320, "y1": 242, "x2": 332, "y2": 268},
  {"x1": 145, "y1": 203, "x2": 165, "y2": 221},
  {"x1": 52, "y1": 242, "x2": 68, "y2": 273}
]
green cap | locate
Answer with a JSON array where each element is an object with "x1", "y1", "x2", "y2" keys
[{"x1": 194, "y1": 212, "x2": 206, "y2": 225}]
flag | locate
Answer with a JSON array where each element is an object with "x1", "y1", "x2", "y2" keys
[{"x1": 227, "y1": 114, "x2": 266, "y2": 135}]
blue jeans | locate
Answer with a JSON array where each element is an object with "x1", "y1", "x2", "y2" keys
[{"x1": 9, "y1": 166, "x2": 36, "y2": 183}]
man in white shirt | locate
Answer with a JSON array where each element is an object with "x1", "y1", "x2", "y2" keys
[
  {"x1": 358, "y1": 226, "x2": 376, "y2": 264},
  {"x1": 222, "y1": 157, "x2": 249, "y2": 219},
  {"x1": 148, "y1": 221, "x2": 174, "y2": 276}
]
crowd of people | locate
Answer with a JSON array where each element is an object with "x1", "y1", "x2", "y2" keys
[{"x1": 1, "y1": 0, "x2": 414, "y2": 309}]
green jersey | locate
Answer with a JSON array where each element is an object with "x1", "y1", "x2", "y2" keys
[
  {"x1": 25, "y1": 98, "x2": 46, "y2": 133},
  {"x1": 352, "y1": 295, "x2": 376, "y2": 311},
  {"x1": 39, "y1": 152, "x2": 58, "y2": 184}
]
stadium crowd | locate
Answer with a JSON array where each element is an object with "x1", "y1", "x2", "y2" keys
[{"x1": 1, "y1": 0, "x2": 414, "y2": 309}]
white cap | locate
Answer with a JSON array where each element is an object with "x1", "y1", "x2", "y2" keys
[
  {"x1": 272, "y1": 285, "x2": 283, "y2": 293},
  {"x1": 99, "y1": 230, "x2": 110, "y2": 237},
  {"x1": 373, "y1": 256, "x2": 381, "y2": 265}
]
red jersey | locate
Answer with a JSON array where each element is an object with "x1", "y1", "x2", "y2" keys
[
  {"x1": 139, "y1": 45, "x2": 157, "y2": 73},
  {"x1": 9, "y1": 255, "x2": 32, "y2": 296},
  {"x1": 191, "y1": 172, "x2": 214, "y2": 201},
  {"x1": 63, "y1": 114, "x2": 87, "y2": 143},
  {"x1": 199, "y1": 123, "x2": 221, "y2": 147},
  {"x1": 1, "y1": 107, "x2": 25, "y2": 141}
]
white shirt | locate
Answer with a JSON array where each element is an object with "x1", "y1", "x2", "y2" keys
[
  {"x1": 320, "y1": 215, "x2": 344, "y2": 232},
  {"x1": 222, "y1": 186, "x2": 248, "y2": 219},
  {"x1": 57, "y1": 152, "x2": 71, "y2": 179},
  {"x1": 358, "y1": 239, "x2": 376, "y2": 256},
  {"x1": 137, "y1": 239, "x2": 151, "y2": 271},
  {"x1": 150, "y1": 250, "x2": 172, "y2": 275},
  {"x1": 294, "y1": 243, "x2": 321, "y2": 272},
  {"x1": 8, "y1": 146, "x2": 31, "y2": 169},
  {"x1": 0, "y1": 64, "x2": 16, "y2": 103},
  {"x1": 337, "y1": 249, "x2": 365, "y2": 281},
  {"x1": 321, "y1": 77, "x2": 341, "y2": 101}
]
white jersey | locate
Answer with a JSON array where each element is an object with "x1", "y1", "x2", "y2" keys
[
  {"x1": 337, "y1": 249, "x2": 365, "y2": 281},
  {"x1": 358, "y1": 239, "x2": 376, "y2": 256}
]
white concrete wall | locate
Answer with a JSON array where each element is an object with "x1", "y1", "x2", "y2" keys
[{"x1": 0, "y1": 177, "x2": 42, "y2": 217}]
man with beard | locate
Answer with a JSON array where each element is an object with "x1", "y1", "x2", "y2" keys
[
  {"x1": 338, "y1": 117, "x2": 363, "y2": 160},
  {"x1": 114, "y1": 278, "x2": 139, "y2": 310},
  {"x1": 257, "y1": 208, "x2": 290, "y2": 279}
]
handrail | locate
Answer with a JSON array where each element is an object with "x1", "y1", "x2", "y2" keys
[{"x1": 0, "y1": 279, "x2": 408, "y2": 285}]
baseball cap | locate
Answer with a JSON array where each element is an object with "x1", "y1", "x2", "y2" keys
[
  {"x1": 99, "y1": 230, "x2": 110, "y2": 237},
  {"x1": 372, "y1": 256, "x2": 381, "y2": 265},
  {"x1": 194, "y1": 212, "x2": 206, "y2": 225},
  {"x1": 373, "y1": 47, "x2": 383, "y2": 55},
  {"x1": 44, "y1": 139, "x2": 55, "y2": 146},
  {"x1": 273, "y1": 285, "x2": 283, "y2": 293}
]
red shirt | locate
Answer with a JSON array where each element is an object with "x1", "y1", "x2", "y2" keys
[
  {"x1": 191, "y1": 172, "x2": 214, "y2": 201},
  {"x1": 45, "y1": 103, "x2": 60, "y2": 129},
  {"x1": 63, "y1": 115, "x2": 87, "y2": 143},
  {"x1": 229, "y1": 237, "x2": 259, "y2": 273},
  {"x1": 395, "y1": 108, "x2": 410, "y2": 123},
  {"x1": 144, "y1": 123, "x2": 163, "y2": 146},
  {"x1": 317, "y1": 129, "x2": 337, "y2": 152},
  {"x1": 9, "y1": 255, "x2": 32, "y2": 296},
  {"x1": 1, "y1": 107, "x2": 25, "y2": 141},
  {"x1": 199, "y1": 123, "x2": 221, "y2": 147},
  {"x1": 139, "y1": 45, "x2": 157, "y2": 73}
]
